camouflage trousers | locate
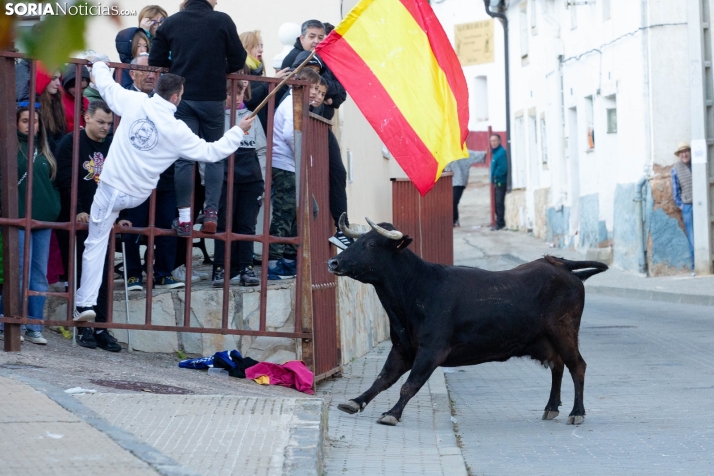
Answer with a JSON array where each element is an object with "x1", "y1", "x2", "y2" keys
[{"x1": 268, "y1": 168, "x2": 297, "y2": 261}]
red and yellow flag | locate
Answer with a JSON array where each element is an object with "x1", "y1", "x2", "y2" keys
[{"x1": 316, "y1": 0, "x2": 469, "y2": 195}]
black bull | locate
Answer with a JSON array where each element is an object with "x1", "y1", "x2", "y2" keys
[{"x1": 327, "y1": 215, "x2": 608, "y2": 426}]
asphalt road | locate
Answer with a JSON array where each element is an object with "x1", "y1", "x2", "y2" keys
[{"x1": 446, "y1": 294, "x2": 714, "y2": 475}]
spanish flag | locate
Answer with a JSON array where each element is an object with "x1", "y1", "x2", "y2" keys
[{"x1": 316, "y1": 0, "x2": 469, "y2": 195}]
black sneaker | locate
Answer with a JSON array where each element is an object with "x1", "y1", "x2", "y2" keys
[
  {"x1": 238, "y1": 266, "x2": 260, "y2": 286},
  {"x1": 73, "y1": 306, "x2": 96, "y2": 322},
  {"x1": 76, "y1": 327, "x2": 97, "y2": 349},
  {"x1": 95, "y1": 330, "x2": 122, "y2": 352},
  {"x1": 329, "y1": 231, "x2": 354, "y2": 250},
  {"x1": 212, "y1": 267, "x2": 225, "y2": 287}
]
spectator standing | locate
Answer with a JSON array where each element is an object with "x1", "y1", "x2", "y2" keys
[
  {"x1": 671, "y1": 142, "x2": 695, "y2": 271},
  {"x1": 281, "y1": 20, "x2": 325, "y2": 70},
  {"x1": 150, "y1": 0, "x2": 247, "y2": 236},
  {"x1": 33, "y1": 65, "x2": 66, "y2": 153},
  {"x1": 290, "y1": 51, "x2": 351, "y2": 249},
  {"x1": 445, "y1": 150, "x2": 484, "y2": 227},
  {"x1": 240, "y1": 30, "x2": 291, "y2": 135},
  {"x1": 55, "y1": 100, "x2": 123, "y2": 351},
  {"x1": 212, "y1": 80, "x2": 266, "y2": 287},
  {"x1": 267, "y1": 69, "x2": 322, "y2": 280},
  {"x1": 121, "y1": 54, "x2": 183, "y2": 292},
  {"x1": 61, "y1": 63, "x2": 90, "y2": 134},
  {"x1": 490, "y1": 134, "x2": 508, "y2": 231},
  {"x1": 115, "y1": 28, "x2": 150, "y2": 88},
  {"x1": 0, "y1": 107, "x2": 60, "y2": 344}
]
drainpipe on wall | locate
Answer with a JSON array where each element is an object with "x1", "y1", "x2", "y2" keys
[
  {"x1": 483, "y1": 0, "x2": 512, "y2": 191},
  {"x1": 634, "y1": 175, "x2": 650, "y2": 275}
]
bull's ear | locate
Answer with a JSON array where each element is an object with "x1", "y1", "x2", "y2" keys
[{"x1": 395, "y1": 235, "x2": 413, "y2": 250}]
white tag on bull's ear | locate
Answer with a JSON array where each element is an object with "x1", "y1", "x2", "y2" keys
[{"x1": 396, "y1": 237, "x2": 412, "y2": 250}]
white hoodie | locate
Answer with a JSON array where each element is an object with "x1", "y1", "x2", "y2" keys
[
  {"x1": 92, "y1": 61, "x2": 246, "y2": 200},
  {"x1": 271, "y1": 90, "x2": 295, "y2": 173}
]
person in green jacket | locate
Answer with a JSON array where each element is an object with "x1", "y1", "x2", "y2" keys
[
  {"x1": 490, "y1": 133, "x2": 508, "y2": 231},
  {"x1": 0, "y1": 106, "x2": 60, "y2": 345}
]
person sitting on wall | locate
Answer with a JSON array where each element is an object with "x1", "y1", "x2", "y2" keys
[
  {"x1": 671, "y1": 142, "x2": 695, "y2": 272},
  {"x1": 490, "y1": 133, "x2": 508, "y2": 231}
]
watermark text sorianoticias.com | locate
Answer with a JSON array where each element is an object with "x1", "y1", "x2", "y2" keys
[{"x1": 5, "y1": 3, "x2": 137, "y2": 16}]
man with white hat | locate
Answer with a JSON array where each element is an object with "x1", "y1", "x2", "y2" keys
[{"x1": 671, "y1": 142, "x2": 694, "y2": 271}]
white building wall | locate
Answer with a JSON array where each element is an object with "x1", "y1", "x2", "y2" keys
[
  {"x1": 505, "y1": 0, "x2": 689, "y2": 249},
  {"x1": 432, "y1": 0, "x2": 507, "y2": 132}
]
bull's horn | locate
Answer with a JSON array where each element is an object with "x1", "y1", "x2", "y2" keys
[
  {"x1": 365, "y1": 217, "x2": 403, "y2": 240},
  {"x1": 339, "y1": 213, "x2": 365, "y2": 239}
]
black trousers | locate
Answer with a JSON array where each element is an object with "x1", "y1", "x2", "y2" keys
[
  {"x1": 453, "y1": 186, "x2": 465, "y2": 223},
  {"x1": 328, "y1": 129, "x2": 348, "y2": 229},
  {"x1": 494, "y1": 183, "x2": 507, "y2": 228},
  {"x1": 122, "y1": 189, "x2": 177, "y2": 280},
  {"x1": 213, "y1": 180, "x2": 264, "y2": 276}
]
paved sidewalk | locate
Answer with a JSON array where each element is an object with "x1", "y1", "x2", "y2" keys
[
  {"x1": 319, "y1": 342, "x2": 467, "y2": 475},
  {"x1": 0, "y1": 375, "x2": 159, "y2": 476},
  {"x1": 455, "y1": 167, "x2": 714, "y2": 306}
]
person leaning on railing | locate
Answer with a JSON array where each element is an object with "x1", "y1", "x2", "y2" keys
[
  {"x1": 72, "y1": 61, "x2": 255, "y2": 323},
  {"x1": 0, "y1": 106, "x2": 60, "y2": 345}
]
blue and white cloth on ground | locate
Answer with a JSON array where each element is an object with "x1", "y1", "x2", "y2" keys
[{"x1": 179, "y1": 355, "x2": 214, "y2": 369}]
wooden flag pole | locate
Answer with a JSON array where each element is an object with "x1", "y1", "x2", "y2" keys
[{"x1": 248, "y1": 50, "x2": 316, "y2": 119}]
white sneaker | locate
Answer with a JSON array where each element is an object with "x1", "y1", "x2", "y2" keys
[
  {"x1": 0, "y1": 330, "x2": 25, "y2": 342},
  {"x1": 172, "y1": 264, "x2": 200, "y2": 283}
]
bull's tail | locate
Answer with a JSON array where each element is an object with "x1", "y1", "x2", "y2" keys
[{"x1": 544, "y1": 256, "x2": 609, "y2": 282}]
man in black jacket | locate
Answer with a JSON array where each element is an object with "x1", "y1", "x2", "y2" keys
[
  {"x1": 149, "y1": 0, "x2": 247, "y2": 236},
  {"x1": 281, "y1": 19, "x2": 325, "y2": 70},
  {"x1": 55, "y1": 100, "x2": 124, "y2": 352}
]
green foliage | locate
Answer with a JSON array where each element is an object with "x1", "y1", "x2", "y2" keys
[
  {"x1": 177, "y1": 350, "x2": 187, "y2": 360},
  {"x1": 20, "y1": 1, "x2": 90, "y2": 71}
]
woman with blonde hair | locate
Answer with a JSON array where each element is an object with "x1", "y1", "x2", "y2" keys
[
  {"x1": 240, "y1": 30, "x2": 290, "y2": 135},
  {"x1": 115, "y1": 5, "x2": 166, "y2": 88}
]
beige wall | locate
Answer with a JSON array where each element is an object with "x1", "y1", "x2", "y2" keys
[{"x1": 85, "y1": 0, "x2": 393, "y2": 226}]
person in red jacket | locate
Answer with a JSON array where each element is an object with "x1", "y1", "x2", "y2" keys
[{"x1": 61, "y1": 63, "x2": 90, "y2": 133}]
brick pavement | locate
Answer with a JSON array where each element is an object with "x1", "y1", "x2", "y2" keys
[
  {"x1": 446, "y1": 294, "x2": 714, "y2": 475},
  {"x1": 320, "y1": 342, "x2": 467, "y2": 475},
  {"x1": 0, "y1": 375, "x2": 158, "y2": 476},
  {"x1": 78, "y1": 394, "x2": 324, "y2": 476}
]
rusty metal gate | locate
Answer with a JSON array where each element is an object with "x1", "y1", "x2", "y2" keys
[
  {"x1": 392, "y1": 175, "x2": 454, "y2": 266},
  {"x1": 305, "y1": 113, "x2": 340, "y2": 381}
]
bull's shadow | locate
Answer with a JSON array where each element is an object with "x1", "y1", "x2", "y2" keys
[{"x1": 327, "y1": 214, "x2": 608, "y2": 427}]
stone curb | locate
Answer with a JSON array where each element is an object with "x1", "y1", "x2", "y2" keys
[
  {"x1": 282, "y1": 398, "x2": 328, "y2": 475},
  {"x1": 0, "y1": 370, "x2": 197, "y2": 476},
  {"x1": 428, "y1": 367, "x2": 468, "y2": 476},
  {"x1": 585, "y1": 284, "x2": 714, "y2": 307}
]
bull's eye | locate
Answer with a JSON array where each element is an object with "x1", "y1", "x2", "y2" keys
[{"x1": 368, "y1": 241, "x2": 376, "y2": 248}]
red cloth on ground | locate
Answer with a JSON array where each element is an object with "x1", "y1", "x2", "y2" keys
[
  {"x1": 46, "y1": 230, "x2": 64, "y2": 285},
  {"x1": 246, "y1": 361, "x2": 315, "y2": 394}
]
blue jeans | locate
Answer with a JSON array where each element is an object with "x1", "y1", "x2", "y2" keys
[
  {"x1": 682, "y1": 204, "x2": 694, "y2": 269},
  {"x1": 0, "y1": 228, "x2": 51, "y2": 332}
]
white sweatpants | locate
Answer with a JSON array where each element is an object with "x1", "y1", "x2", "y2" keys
[{"x1": 75, "y1": 182, "x2": 143, "y2": 307}]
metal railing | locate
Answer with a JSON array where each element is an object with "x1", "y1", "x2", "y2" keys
[{"x1": 0, "y1": 51, "x2": 336, "y2": 374}]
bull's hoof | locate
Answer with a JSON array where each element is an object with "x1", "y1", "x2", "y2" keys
[
  {"x1": 377, "y1": 414, "x2": 399, "y2": 426},
  {"x1": 338, "y1": 400, "x2": 362, "y2": 414},
  {"x1": 542, "y1": 410, "x2": 559, "y2": 420},
  {"x1": 567, "y1": 415, "x2": 585, "y2": 425}
]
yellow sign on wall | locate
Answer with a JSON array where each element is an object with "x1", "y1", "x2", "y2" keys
[{"x1": 454, "y1": 20, "x2": 495, "y2": 66}]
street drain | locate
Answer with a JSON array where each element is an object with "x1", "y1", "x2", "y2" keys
[
  {"x1": 0, "y1": 363, "x2": 43, "y2": 369},
  {"x1": 89, "y1": 379, "x2": 193, "y2": 394}
]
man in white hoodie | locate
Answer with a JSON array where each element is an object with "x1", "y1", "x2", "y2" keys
[{"x1": 73, "y1": 61, "x2": 254, "y2": 322}]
